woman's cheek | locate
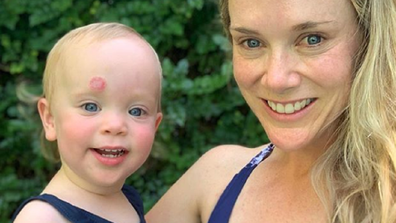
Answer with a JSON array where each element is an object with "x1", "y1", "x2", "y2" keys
[{"x1": 233, "y1": 54, "x2": 263, "y2": 89}]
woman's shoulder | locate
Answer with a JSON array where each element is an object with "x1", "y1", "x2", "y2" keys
[
  {"x1": 170, "y1": 144, "x2": 262, "y2": 187},
  {"x1": 168, "y1": 144, "x2": 259, "y2": 192},
  {"x1": 146, "y1": 144, "x2": 268, "y2": 223},
  {"x1": 191, "y1": 144, "x2": 269, "y2": 220},
  {"x1": 13, "y1": 199, "x2": 68, "y2": 223},
  {"x1": 197, "y1": 144, "x2": 265, "y2": 172}
]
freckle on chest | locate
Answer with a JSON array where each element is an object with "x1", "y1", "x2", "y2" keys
[{"x1": 89, "y1": 77, "x2": 106, "y2": 91}]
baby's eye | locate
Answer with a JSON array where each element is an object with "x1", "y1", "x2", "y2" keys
[
  {"x1": 304, "y1": 35, "x2": 322, "y2": 45},
  {"x1": 243, "y1": 39, "x2": 261, "y2": 48},
  {"x1": 129, "y1": 108, "x2": 144, "y2": 116},
  {"x1": 83, "y1": 103, "x2": 99, "y2": 112}
]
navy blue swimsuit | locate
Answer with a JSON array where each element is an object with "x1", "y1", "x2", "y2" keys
[
  {"x1": 208, "y1": 144, "x2": 274, "y2": 223},
  {"x1": 12, "y1": 185, "x2": 146, "y2": 223}
]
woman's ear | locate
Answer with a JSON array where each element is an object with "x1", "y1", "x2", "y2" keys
[{"x1": 37, "y1": 98, "x2": 57, "y2": 141}]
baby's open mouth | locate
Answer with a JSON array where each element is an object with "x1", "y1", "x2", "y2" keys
[{"x1": 93, "y1": 148, "x2": 126, "y2": 158}]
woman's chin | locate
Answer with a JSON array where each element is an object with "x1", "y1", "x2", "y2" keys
[{"x1": 266, "y1": 130, "x2": 319, "y2": 152}]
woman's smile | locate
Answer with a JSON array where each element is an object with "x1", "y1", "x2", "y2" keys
[{"x1": 266, "y1": 98, "x2": 315, "y2": 114}]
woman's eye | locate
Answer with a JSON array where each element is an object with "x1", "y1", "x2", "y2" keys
[
  {"x1": 305, "y1": 35, "x2": 322, "y2": 45},
  {"x1": 83, "y1": 103, "x2": 99, "y2": 112},
  {"x1": 129, "y1": 108, "x2": 144, "y2": 116},
  {"x1": 244, "y1": 39, "x2": 261, "y2": 48}
]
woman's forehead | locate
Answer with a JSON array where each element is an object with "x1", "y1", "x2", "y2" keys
[{"x1": 228, "y1": 0, "x2": 355, "y2": 28}]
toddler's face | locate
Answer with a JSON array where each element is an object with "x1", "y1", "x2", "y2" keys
[{"x1": 44, "y1": 37, "x2": 162, "y2": 191}]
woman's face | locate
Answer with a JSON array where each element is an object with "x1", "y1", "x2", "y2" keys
[{"x1": 229, "y1": 0, "x2": 360, "y2": 152}]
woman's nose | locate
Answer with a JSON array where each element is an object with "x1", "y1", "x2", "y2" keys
[{"x1": 261, "y1": 49, "x2": 301, "y2": 94}]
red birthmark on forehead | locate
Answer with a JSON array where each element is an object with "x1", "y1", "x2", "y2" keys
[{"x1": 89, "y1": 77, "x2": 106, "y2": 91}]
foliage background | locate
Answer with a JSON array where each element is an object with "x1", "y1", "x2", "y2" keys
[{"x1": 0, "y1": 0, "x2": 269, "y2": 221}]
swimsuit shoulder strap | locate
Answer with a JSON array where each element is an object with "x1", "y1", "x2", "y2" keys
[{"x1": 208, "y1": 143, "x2": 274, "y2": 223}]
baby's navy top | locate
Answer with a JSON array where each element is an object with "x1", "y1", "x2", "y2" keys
[
  {"x1": 12, "y1": 185, "x2": 146, "y2": 223},
  {"x1": 208, "y1": 143, "x2": 274, "y2": 223}
]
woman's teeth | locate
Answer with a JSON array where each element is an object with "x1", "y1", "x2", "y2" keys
[{"x1": 267, "y1": 99, "x2": 313, "y2": 114}]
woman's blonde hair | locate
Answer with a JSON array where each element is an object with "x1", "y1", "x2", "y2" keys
[
  {"x1": 39, "y1": 22, "x2": 162, "y2": 162},
  {"x1": 219, "y1": 0, "x2": 396, "y2": 222}
]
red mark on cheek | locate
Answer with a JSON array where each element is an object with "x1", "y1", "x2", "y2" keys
[{"x1": 89, "y1": 77, "x2": 106, "y2": 91}]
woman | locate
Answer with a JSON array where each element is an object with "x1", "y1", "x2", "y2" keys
[{"x1": 146, "y1": 0, "x2": 396, "y2": 222}]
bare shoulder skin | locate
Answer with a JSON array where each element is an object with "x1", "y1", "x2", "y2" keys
[
  {"x1": 147, "y1": 143, "x2": 327, "y2": 223},
  {"x1": 13, "y1": 200, "x2": 69, "y2": 223},
  {"x1": 146, "y1": 144, "x2": 261, "y2": 223}
]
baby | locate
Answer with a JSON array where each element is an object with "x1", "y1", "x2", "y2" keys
[{"x1": 12, "y1": 22, "x2": 162, "y2": 223}]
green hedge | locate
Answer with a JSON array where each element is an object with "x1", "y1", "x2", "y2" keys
[{"x1": 0, "y1": 0, "x2": 269, "y2": 221}]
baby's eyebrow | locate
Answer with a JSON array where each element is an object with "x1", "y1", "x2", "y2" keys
[{"x1": 89, "y1": 76, "x2": 106, "y2": 92}]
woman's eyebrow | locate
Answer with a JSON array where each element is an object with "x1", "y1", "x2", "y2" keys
[
  {"x1": 230, "y1": 27, "x2": 260, "y2": 35},
  {"x1": 291, "y1": 21, "x2": 334, "y2": 31},
  {"x1": 230, "y1": 21, "x2": 334, "y2": 35}
]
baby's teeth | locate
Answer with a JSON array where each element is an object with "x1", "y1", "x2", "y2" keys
[
  {"x1": 101, "y1": 154, "x2": 120, "y2": 158},
  {"x1": 104, "y1": 149, "x2": 120, "y2": 152}
]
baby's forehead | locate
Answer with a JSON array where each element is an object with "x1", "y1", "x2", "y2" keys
[
  {"x1": 56, "y1": 36, "x2": 162, "y2": 90},
  {"x1": 89, "y1": 76, "x2": 106, "y2": 92}
]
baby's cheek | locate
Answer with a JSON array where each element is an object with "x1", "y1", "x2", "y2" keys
[
  {"x1": 60, "y1": 116, "x2": 94, "y2": 137},
  {"x1": 134, "y1": 126, "x2": 157, "y2": 152}
]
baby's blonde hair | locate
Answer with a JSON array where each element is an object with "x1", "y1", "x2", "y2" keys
[{"x1": 41, "y1": 22, "x2": 162, "y2": 162}]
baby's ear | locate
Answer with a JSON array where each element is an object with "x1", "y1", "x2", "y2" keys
[
  {"x1": 155, "y1": 112, "x2": 163, "y2": 131},
  {"x1": 37, "y1": 98, "x2": 57, "y2": 141}
]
